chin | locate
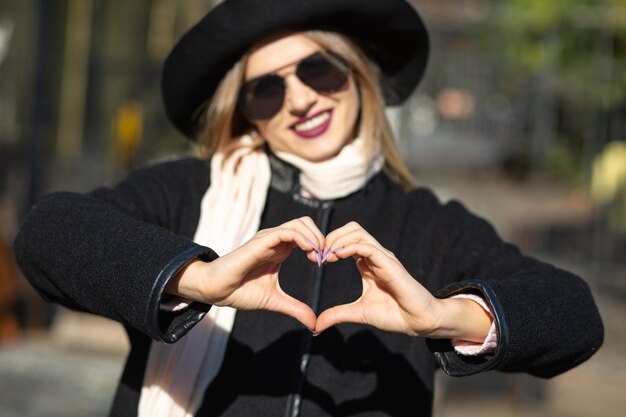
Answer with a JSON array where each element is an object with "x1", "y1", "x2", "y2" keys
[{"x1": 302, "y1": 147, "x2": 342, "y2": 163}]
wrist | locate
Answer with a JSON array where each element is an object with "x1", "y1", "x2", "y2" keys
[
  {"x1": 165, "y1": 259, "x2": 209, "y2": 302},
  {"x1": 429, "y1": 297, "x2": 492, "y2": 342}
]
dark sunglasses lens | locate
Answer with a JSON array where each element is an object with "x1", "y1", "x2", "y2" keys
[
  {"x1": 239, "y1": 52, "x2": 349, "y2": 120},
  {"x1": 240, "y1": 75, "x2": 285, "y2": 119},
  {"x1": 297, "y1": 54, "x2": 348, "y2": 93}
]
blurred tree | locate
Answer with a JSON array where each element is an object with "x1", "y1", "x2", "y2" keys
[
  {"x1": 499, "y1": 0, "x2": 626, "y2": 108},
  {"x1": 481, "y1": 0, "x2": 626, "y2": 183},
  {"x1": 111, "y1": 101, "x2": 144, "y2": 171},
  {"x1": 592, "y1": 140, "x2": 626, "y2": 233},
  {"x1": 0, "y1": 233, "x2": 20, "y2": 341}
]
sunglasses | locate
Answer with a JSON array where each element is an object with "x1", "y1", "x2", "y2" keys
[{"x1": 238, "y1": 50, "x2": 351, "y2": 120}]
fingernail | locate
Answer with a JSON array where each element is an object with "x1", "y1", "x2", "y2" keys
[
  {"x1": 311, "y1": 331, "x2": 320, "y2": 337},
  {"x1": 305, "y1": 238, "x2": 319, "y2": 251},
  {"x1": 321, "y1": 248, "x2": 331, "y2": 264},
  {"x1": 315, "y1": 251, "x2": 322, "y2": 267}
]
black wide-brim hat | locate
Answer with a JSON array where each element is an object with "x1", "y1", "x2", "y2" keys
[{"x1": 162, "y1": 0, "x2": 429, "y2": 138}]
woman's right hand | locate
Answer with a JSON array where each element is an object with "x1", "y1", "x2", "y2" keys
[{"x1": 166, "y1": 217, "x2": 323, "y2": 330}]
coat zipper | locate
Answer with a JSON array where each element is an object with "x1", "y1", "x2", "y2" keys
[{"x1": 284, "y1": 200, "x2": 334, "y2": 417}]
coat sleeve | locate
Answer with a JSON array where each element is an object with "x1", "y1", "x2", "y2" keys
[
  {"x1": 14, "y1": 158, "x2": 216, "y2": 343},
  {"x1": 423, "y1": 199, "x2": 604, "y2": 378}
]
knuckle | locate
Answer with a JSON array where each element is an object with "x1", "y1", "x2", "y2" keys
[
  {"x1": 348, "y1": 221, "x2": 362, "y2": 228},
  {"x1": 277, "y1": 227, "x2": 292, "y2": 235},
  {"x1": 255, "y1": 228, "x2": 270, "y2": 237}
]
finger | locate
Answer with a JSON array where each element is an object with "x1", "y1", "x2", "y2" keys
[
  {"x1": 256, "y1": 216, "x2": 321, "y2": 245},
  {"x1": 278, "y1": 228, "x2": 323, "y2": 256},
  {"x1": 265, "y1": 288, "x2": 318, "y2": 331},
  {"x1": 325, "y1": 242, "x2": 384, "y2": 265},
  {"x1": 238, "y1": 228, "x2": 316, "y2": 268},
  {"x1": 331, "y1": 243, "x2": 430, "y2": 309},
  {"x1": 326, "y1": 223, "x2": 391, "y2": 257},
  {"x1": 327, "y1": 243, "x2": 401, "y2": 284},
  {"x1": 274, "y1": 217, "x2": 328, "y2": 266},
  {"x1": 269, "y1": 227, "x2": 316, "y2": 250},
  {"x1": 294, "y1": 216, "x2": 326, "y2": 249},
  {"x1": 277, "y1": 216, "x2": 325, "y2": 250},
  {"x1": 315, "y1": 301, "x2": 365, "y2": 333},
  {"x1": 324, "y1": 221, "x2": 364, "y2": 247},
  {"x1": 329, "y1": 230, "x2": 386, "y2": 256}
]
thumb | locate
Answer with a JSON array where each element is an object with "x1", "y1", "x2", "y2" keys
[
  {"x1": 314, "y1": 302, "x2": 363, "y2": 334},
  {"x1": 266, "y1": 291, "x2": 317, "y2": 331}
]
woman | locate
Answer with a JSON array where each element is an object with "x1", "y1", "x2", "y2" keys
[{"x1": 14, "y1": 0, "x2": 603, "y2": 416}]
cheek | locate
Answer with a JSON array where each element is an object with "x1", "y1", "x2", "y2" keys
[
  {"x1": 343, "y1": 81, "x2": 360, "y2": 116},
  {"x1": 250, "y1": 119, "x2": 272, "y2": 139},
  {"x1": 343, "y1": 89, "x2": 360, "y2": 131},
  {"x1": 252, "y1": 119, "x2": 285, "y2": 148}
]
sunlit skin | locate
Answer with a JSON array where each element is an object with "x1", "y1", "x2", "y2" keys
[
  {"x1": 244, "y1": 33, "x2": 360, "y2": 162},
  {"x1": 166, "y1": 33, "x2": 492, "y2": 342}
]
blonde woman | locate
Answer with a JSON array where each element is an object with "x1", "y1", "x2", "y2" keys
[{"x1": 15, "y1": 1, "x2": 603, "y2": 416}]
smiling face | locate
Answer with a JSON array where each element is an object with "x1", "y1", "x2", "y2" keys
[{"x1": 243, "y1": 33, "x2": 360, "y2": 162}]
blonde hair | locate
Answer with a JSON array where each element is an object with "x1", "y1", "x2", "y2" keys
[{"x1": 196, "y1": 31, "x2": 415, "y2": 189}]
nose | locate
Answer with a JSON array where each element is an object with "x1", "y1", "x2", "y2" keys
[{"x1": 284, "y1": 74, "x2": 317, "y2": 116}]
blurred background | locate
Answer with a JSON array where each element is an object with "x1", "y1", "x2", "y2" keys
[{"x1": 0, "y1": 0, "x2": 625, "y2": 416}]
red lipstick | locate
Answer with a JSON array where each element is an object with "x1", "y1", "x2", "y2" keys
[{"x1": 290, "y1": 110, "x2": 332, "y2": 139}]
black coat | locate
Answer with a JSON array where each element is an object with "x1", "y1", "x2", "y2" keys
[{"x1": 14, "y1": 155, "x2": 604, "y2": 417}]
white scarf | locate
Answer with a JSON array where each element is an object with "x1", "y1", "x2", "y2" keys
[{"x1": 138, "y1": 136, "x2": 383, "y2": 417}]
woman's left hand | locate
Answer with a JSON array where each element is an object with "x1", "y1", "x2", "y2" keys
[{"x1": 314, "y1": 222, "x2": 491, "y2": 341}]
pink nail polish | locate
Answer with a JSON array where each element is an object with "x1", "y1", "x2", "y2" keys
[
  {"x1": 321, "y1": 248, "x2": 331, "y2": 264},
  {"x1": 305, "y1": 238, "x2": 319, "y2": 251}
]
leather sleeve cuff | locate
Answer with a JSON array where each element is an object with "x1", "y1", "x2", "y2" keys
[
  {"x1": 426, "y1": 279, "x2": 509, "y2": 376},
  {"x1": 147, "y1": 245, "x2": 219, "y2": 343}
]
